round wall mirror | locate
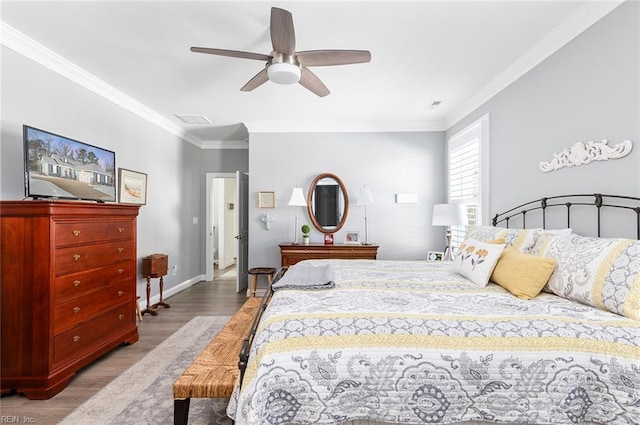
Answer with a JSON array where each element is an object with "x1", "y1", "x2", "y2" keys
[{"x1": 307, "y1": 173, "x2": 349, "y2": 234}]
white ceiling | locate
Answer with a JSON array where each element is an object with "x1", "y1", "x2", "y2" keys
[{"x1": 1, "y1": 1, "x2": 624, "y2": 147}]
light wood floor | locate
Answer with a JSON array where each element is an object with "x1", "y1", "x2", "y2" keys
[{"x1": 0, "y1": 267, "x2": 246, "y2": 424}]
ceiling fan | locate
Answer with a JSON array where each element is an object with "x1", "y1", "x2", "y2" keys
[{"x1": 190, "y1": 7, "x2": 371, "y2": 97}]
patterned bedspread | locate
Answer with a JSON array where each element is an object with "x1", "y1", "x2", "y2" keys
[{"x1": 227, "y1": 260, "x2": 640, "y2": 425}]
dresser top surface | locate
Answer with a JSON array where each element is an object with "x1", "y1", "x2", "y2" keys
[{"x1": 279, "y1": 243, "x2": 379, "y2": 248}]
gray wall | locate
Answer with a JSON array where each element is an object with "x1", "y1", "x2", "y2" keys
[
  {"x1": 247, "y1": 131, "x2": 446, "y2": 270},
  {"x1": 0, "y1": 47, "x2": 248, "y2": 300},
  {"x1": 446, "y1": 1, "x2": 639, "y2": 234}
]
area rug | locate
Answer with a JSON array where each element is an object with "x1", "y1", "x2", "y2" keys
[{"x1": 59, "y1": 316, "x2": 232, "y2": 425}]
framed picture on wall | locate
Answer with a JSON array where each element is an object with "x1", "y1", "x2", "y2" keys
[
  {"x1": 258, "y1": 191, "x2": 275, "y2": 208},
  {"x1": 344, "y1": 231, "x2": 361, "y2": 245},
  {"x1": 118, "y1": 168, "x2": 147, "y2": 205}
]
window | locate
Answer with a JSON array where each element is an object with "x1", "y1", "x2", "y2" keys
[{"x1": 447, "y1": 114, "x2": 490, "y2": 249}]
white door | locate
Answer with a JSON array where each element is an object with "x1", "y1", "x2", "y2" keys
[{"x1": 235, "y1": 171, "x2": 249, "y2": 293}]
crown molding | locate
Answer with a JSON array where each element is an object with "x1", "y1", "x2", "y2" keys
[
  {"x1": 0, "y1": 21, "x2": 203, "y2": 148},
  {"x1": 444, "y1": 1, "x2": 625, "y2": 130}
]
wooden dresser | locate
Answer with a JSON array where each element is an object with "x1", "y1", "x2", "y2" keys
[
  {"x1": 279, "y1": 243, "x2": 379, "y2": 267},
  {"x1": 0, "y1": 201, "x2": 140, "y2": 399}
]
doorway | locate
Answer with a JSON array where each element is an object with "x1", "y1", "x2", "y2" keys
[{"x1": 205, "y1": 172, "x2": 248, "y2": 293}]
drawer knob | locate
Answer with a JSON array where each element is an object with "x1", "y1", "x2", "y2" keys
[
  {"x1": 73, "y1": 306, "x2": 80, "y2": 313},
  {"x1": 118, "y1": 268, "x2": 124, "y2": 274},
  {"x1": 73, "y1": 230, "x2": 80, "y2": 236},
  {"x1": 118, "y1": 290, "x2": 124, "y2": 296},
  {"x1": 117, "y1": 227, "x2": 125, "y2": 233},
  {"x1": 73, "y1": 254, "x2": 81, "y2": 261},
  {"x1": 73, "y1": 280, "x2": 80, "y2": 287},
  {"x1": 118, "y1": 314, "x2": 125, "y2": 320},
  {"x1": 117, "y1": 247, "x2": 125, "y2": 253},
  {"x1": 73, "y1": 335, "x2": 80, "y2": 343}
]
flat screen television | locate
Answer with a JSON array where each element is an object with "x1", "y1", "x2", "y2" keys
[{"x1": 23, "y1": 125, "x2": 116, "y2": 202}]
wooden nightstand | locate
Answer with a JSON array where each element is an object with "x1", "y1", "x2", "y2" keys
[{"x1": 141, "y1": 254, "x2": 170, "y2": 316}]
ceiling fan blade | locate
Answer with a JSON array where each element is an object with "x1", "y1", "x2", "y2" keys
[
  {"x1": 190, "y1": 47, "x2": 270, "y2": 62},
  {"x1": 299, "y1": 67, "x2": 330, "y2": 97},
  {"x1": 296, "y1": 50, "x2": 372, "y2": 67},
  {"x1": 240, "y1": 68, "x2": 269, "y2": 92},
  {"x1": 270, "y1": 7, "x2": 296, "y2": 55}
]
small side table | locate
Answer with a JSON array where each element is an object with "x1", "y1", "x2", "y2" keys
[
  {"x1": 248, "y1": 267, "x2": 276, "y2": 297},
  {"x1": 141, "y1": 253, "x2": 170, "y2": 316}
]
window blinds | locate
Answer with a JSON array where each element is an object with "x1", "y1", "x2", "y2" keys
[{"x1": 448, "y1": 138, "x2": 479, "y2": 248}]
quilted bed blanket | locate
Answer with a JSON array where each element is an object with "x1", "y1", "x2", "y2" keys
[{"x1": 227, "y1": 260, "x2": 640, "y2": 425}]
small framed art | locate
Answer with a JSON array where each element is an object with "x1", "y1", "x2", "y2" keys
[
  {"x1": 324, "y1": 233, "x2": 334, "y2": 245},
  {"x1": 427, "y1": 251, "x2": 444, "y2": 261},
  {"x1": 118, "y1": 168, "x2": 147, "y2": 205},
  {"x1": 344, "y1": 231, "x2": 361, "y2": 245},
  {"x1": 258, "y1": 191, "x2": 275, "y2": 208}
]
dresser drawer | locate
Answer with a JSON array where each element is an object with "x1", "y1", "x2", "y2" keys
[
  {"x1": 55, "y1": 240, "x2": 134, "y2": 276},
  {"x1": 327, "y1": 246, "x2": 379, "y2": 259},
  {"x1": 54, "y1": 281, "x2": 132, "y2": 333},
  {"x1": 54, "y1": 262, "x2": 133, "y2": 303},
  {"x1": 280, "y1": 243, "x2": 379, "y2": 267},
  {"x1": 54, "y1": 221, "x2": 133, "y2": 247},
  {"x1": 53, "y1": 302, "x2": 133, "y2": 367}
]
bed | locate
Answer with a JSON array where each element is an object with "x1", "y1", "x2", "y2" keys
[{"x1": 228, "y1": 194, "x2": 640, "y2": 425}]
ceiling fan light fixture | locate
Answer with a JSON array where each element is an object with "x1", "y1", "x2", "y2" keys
[{"x1": 267, "y1": 62, "x2": 301, "y2": 85}]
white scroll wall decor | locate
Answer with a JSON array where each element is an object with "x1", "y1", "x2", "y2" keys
[{"x1": 539, "y1": 139, "x2": 633, "y2": 173}]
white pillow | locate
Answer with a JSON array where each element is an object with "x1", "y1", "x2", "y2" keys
[
  {"x1": 543, "y1": 228, "x2": 572, "y2": 235},
  {"x1": 543, "y1": 233, "x2": 640, "y2": 320},
  {"x1": 466, "y1": 225, "x2": 538, "y2": 253},
  {"x1": 453, "y1": 238, "x2": 505, "y2": 286}
]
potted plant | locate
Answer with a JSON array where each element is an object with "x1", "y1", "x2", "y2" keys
[{"x1": 301, "y1": 224, "x2": 311, "y2": 245}]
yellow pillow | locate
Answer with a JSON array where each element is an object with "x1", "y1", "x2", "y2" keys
[{"x1": 491, "y1": 246, "x2": 556, "y2": 299}]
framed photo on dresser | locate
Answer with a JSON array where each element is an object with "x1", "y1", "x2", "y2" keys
[
  {"x1": 344, "y1": 231, "x2": 361, "y2": 244},
  {"x1": 427, "y1": 251, "x2": 444, "y2": 261}
]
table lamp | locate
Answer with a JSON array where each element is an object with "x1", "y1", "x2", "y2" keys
[
  {"x1": 357, "y1": 185, "x2": 375, "y2": 245},
  {"x1": 288, "y1": 187, "x2": 307, "y2": 244},
  {"x1": 432, "y1": 203, "x2": 468, "y2": 261}
]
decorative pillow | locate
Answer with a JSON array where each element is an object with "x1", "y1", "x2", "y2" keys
[
  {"x1": 466, "y1": 225, "x2": 538, "y2": 253},
  {"x1": 542, "y1": 228, "x2": 572, "y2": 236},
  {"x1": 543, "y1": 233, "x2": 640, "y2": 320},
  {"x1": 528, "y1": 228, "x2": 573, "y2": 256},
  {"x1": 453, "y1": 238, "x2": 505, "y2": 286},
  {"x1": 490, "y1": 246, "x2": 557, "y2": 299}
]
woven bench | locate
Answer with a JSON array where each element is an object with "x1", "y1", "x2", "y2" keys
[{"x1": 173, "y1": 297, "x2": 262, "y2": 425}]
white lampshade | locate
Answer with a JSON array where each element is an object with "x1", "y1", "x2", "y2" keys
[
  {"x1": 288, "y1": 187, "x2": 307, "y2": 207},
  {"x1": 357, "y1": 186, "x2": 375, "y2": 206},
  {"x1": 432, "y1": 203, "x2": 468, "y2": 226},
  {"x1": 267, "y1": 63, "x2": 301, "y2": 85}
]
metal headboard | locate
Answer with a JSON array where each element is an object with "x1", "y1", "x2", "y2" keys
[{"x1": 491, "y1": 193, "x2": 640, "y2": 239}]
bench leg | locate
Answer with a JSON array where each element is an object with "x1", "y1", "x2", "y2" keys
[{"x1": 174, "y1": 398, "x2": 190, "y2": 425}]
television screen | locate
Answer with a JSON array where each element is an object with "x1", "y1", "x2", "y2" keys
[{"x1": 23, "y1": 125, "x2": 116, "y2": 202}]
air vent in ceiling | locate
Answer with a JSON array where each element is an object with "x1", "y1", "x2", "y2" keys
[{"x1": 175, "y1": 114, "x2": 211, "y2": 124}]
